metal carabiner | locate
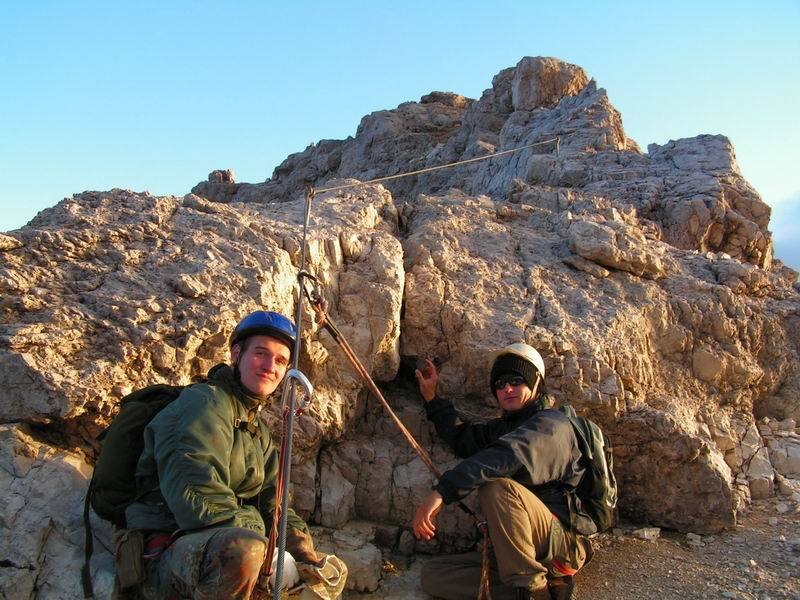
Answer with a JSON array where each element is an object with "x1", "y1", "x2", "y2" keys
[
  {"x1": 282, "y1": 368, "x2": 313, "y2": 413},
  {"x1": 297, "y1": 269, "x2": 322, "y2": 306}
]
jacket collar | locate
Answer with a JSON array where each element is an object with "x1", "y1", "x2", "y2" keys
[
  {"x1": 206, "y1": 363, "x2": 264, "y2": 410},
  {"x1": 501, "y1": 393, "x2": 552, "y2": 421}
]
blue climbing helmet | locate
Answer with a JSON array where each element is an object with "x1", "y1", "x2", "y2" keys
[{"x1": 229, "y1": 311, "x2": 297, "y2": 353}]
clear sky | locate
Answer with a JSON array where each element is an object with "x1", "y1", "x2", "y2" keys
[{"x1": 2, "y1": 1, "x2": 798, "y2": 268}]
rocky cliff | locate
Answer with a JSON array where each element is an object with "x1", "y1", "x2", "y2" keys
[{"x1": 1, "y1": 57, "x2": 798, "y2": 598}]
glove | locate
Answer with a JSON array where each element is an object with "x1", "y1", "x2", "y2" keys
[{"x1": 286, "y1": 528, "x2": 324, "y2": 566}]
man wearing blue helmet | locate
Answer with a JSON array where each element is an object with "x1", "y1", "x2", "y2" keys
[{"x1": 126, "y1": 311, "x2": 325, "y2": 599}]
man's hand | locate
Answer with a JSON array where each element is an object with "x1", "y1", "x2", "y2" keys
[
  {"x1": 412, "y1": 490, "x2": 443, "y2": 541},
  {"x1": 286, "y1": 528, "x2": 324, "y2": 566},
  {"x1": 414, "y1": 358, "x2": 438, "y2": 402}
]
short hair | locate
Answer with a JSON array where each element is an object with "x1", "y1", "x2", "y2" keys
[{"x1": 235, "y1": 334, "x2": 291, "y2": 357}]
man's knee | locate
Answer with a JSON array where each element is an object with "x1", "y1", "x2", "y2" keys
[
  {"x1": 221, "y1": 534, "x2": 266, "y2": 564},
  {"x1": 478, "y1": 478, "x2": 514, "y2": 507},
  {"x1": 156, "y1": 528, "x2": 267, "y2": 596},
  {"x1": 420, "y1": 558, "x2": 438, "y2": 595},
  {"x1": 421, "y1": 554, "x2": 483, "y2": 600},
  {"x1": 210, "y1": 529, "x2": 267, "y2": 577}
]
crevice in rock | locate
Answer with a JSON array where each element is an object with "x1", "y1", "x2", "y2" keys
[
  {"x1": 29, "y1": 518, "x2": 53, "y2": 599},
  {"x1": 0, "y1": 559, "x2": 35, "y2": 570},
  {"x1": 313, "y1": 444, "x2": 323, "y2": 523},
  {"x1": 394, "y1": 201, "x2": 413, "y2": 240},
  {"x1": 22, "y1": 417, "x2": 97, "y2": 460}
]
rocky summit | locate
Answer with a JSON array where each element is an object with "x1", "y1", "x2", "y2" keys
[{"x1": 1, "y1": 56, "x2": 798, "y2": 599}]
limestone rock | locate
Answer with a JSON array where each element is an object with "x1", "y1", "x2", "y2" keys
[
  {"x1": 746, "y1": 447, "x2": 775, "y2": 499},
  {"x1": 196, "y1": 59, "x2": 775, "y2": 281},
  {"x1": 420, "y1": 91, "x2": 471, "y2": 109},
  {"x1": 0, "y1": 232, "x2": 23, "y2": 251},
  {"x1": 318, "y1": 442, "x2": 358, "y2": 527},
  {"x1": 2, "y1": 56, "x2": 800, "y2": 593},
  {"x1": 0, "y1": 186, "x2": 402, "y2": 429},
  {"x1": 693, "y1": 348, "x2": 725, "y2": 383},
  {"x1": 562, "y1": 253, "x2": 611, "y2": 278},
  {"x1": 631, "y1": 527, "x2": 661, "y2": 541},
  {"x1": 190, "y1": 169, "x2": 240, "y2": 203},
  {"x1": 775, "y1": 473, "x2": 800, "y2": 498},
  {"x1": 0, "y1": 425, "x2": 114, "y2": 599},
  {"x1": 756, "y1": 368, "x2": 800, "y2": 423},
  {"x1": 312, "y1": 522, "x2": 383, "y2": 593},
  {"x1": 209, "y1": 169, "x2": 235, "y2": 183},
  {"x1": 568, "y1": 218, "x2": 665, "y2": 279},
  {"x1": 642, "y1": 135, "x2": 772, "y2": 268},
  {"x1": 510, "y1": 56, "x2": 589, "y2": 110},
  {"x1": 766, "y1": 434, "x2": 800, "y2": 477}
]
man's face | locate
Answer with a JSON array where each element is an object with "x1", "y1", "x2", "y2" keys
[
  {"x1": 493, "y1": 374, "x2": 534, "y2": 413},
  {"x1": 231, "y1": 334, "x2": 291, "y2": 398}
]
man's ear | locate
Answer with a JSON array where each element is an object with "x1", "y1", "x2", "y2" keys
[{"x1": 230, "y1": 343, "x2": 241, "y2": 365}]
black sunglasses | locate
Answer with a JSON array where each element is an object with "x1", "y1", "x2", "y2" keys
[{"x1": 492, "y1": 374, "x2": 527, "y2": 390}]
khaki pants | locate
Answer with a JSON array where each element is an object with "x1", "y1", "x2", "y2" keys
[{"x1": 422, "y1": 479, "x2": 589, "y2": 598}]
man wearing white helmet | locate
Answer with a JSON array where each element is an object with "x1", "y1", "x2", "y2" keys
[{"x1": 411, "y1": 343, "x2": 593, "y2": 600}]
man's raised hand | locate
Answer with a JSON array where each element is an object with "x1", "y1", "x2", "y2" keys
[{"x1": 415, "y1": 357, "x2": 438, "y2": 402}]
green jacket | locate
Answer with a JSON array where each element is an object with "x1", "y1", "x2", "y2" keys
[{"x1": 125, "y1": 364, "x2": 308, "y2": 536}]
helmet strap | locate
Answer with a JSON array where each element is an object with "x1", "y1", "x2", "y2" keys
[{"x1": 529, "y1": 373, "x2": 541, "y2": 399}]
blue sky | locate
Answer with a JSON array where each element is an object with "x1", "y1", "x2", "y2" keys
[{"x1": 2, "y1": 1, "x2": 798, "y2": 268}]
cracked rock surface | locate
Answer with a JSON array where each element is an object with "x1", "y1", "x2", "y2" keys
[{"x1": 1, "y1": 56, "x2": 799, "y2": 597}]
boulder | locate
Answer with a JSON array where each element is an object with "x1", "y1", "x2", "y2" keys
[
  {"x1": 190, "y1": 169, "x2": 240, "y2": 203},
  {"x1": 312, "y1": 522, "x2": 383, "y2": 593},
  {"x1": 766, "y1": 433, "x2": 800, "y2": 477},
  {"x1": 510, "y1": 56, "x2": 589, "y2": 110}
]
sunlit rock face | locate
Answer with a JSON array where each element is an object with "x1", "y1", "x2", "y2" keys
[{"x1": 1, "y1": 56, "x2": 797, "y2": 596}]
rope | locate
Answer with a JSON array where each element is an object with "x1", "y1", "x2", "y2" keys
[
  {"x1": 305, "y1": 291, "x2": 494, "y2": 599},
  {"x1": 255, "y1": 405, "x2": 291, "y2": 598},
  {"x1": 270, "y1": 188, "x2": 316, "y2": 600},
  {"x1": 314, "y1": 137, "x2": 560, "y2": 194},
  {"x1": 291, "y1": 134, "x2": 567, "y2": 597}
]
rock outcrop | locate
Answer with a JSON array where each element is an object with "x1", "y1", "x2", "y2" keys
[{"x1": 1, "y1": 56, "x2": 798, "y2": 597}]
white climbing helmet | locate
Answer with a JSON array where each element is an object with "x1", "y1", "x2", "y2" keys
[{"x1": 489, "y1": 343, "x2": 546, "y2": 380}]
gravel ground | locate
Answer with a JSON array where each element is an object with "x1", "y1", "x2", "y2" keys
[
  {"x1": 576, "y1": 498, "x2": 800, "y2": 600},
  {"x1": 347, "y1": 498, "x2": 800, "y2": 599}
]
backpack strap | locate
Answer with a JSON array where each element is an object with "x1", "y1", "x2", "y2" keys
[
  {"x1": 233, "y1": 418, "x2": 261, "y2": 436},
  {"x1": 225, "y1": 388, "x2": 262, "y2": 437},
  {"x1": 82, "y1": 477, "x2": 96, "y2": 598}
]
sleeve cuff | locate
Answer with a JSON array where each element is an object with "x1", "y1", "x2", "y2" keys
[
  {"x1": 433, "y1": 478, "x2": 461, "y2": 505},
  {"x1": 424, "y1": 396, "x2": 449, "y2": 418}
]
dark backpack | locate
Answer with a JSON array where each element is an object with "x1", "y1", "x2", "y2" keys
[
  {"x1": 559, "y1": 404, "x2": 618, "y2": 534},
  {"x1": 82, "y1": 384, "x2": 185, "y2": 597},
  {"x1": 89, "y1": 384, "x2": 186, "y2": 526}
]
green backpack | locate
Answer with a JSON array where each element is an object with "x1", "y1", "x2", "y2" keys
[
  {"x1": 82, "y1": 384, "x2": 185, "y2": 597},
  {"x1": 559, "y1": 404, "x2": 618, "y2": 534}
]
